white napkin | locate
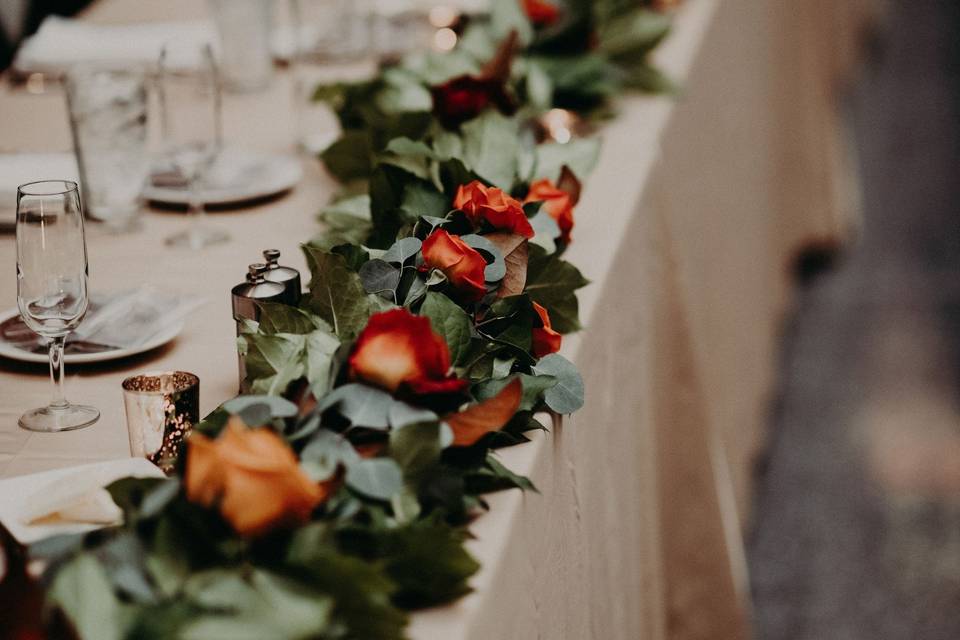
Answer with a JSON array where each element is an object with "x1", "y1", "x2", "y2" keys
[
  {"x1": 0, "y1": 153, "x2": 79, "y2": 230},
  {"x1": 0, "y1": 458, "x2": 165, "y2": 544},
  {"x1": 13, "y1": 16, "x2": 216, "y2": 75}
]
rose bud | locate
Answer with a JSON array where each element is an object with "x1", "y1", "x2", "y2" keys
[
  {"x1": 522, "y1": 0, "x2": 561, "y2": 26},
  {"x1": 421, "y1": 229, "x2": 489, "y2": 301},
  {"x1": 186, "y1": 417, "x2": 326, "y2": 537},
  {"x1": 532, "y1": 301, "x2": 562, "y2": 357},
  {"x1": 348, "y1": 308, "x2": 469, "y2": 395},
  {"x1": 525, "y1": 178, "x2": 576, "y2": 244},
  {"x1": 430, "y1": 33, "x2": 519, "y2": 128},
  {"x1": 454, "y1": 181, "x2": 535, "y2": 239}
]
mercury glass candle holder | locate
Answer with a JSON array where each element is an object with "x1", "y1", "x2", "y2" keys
[{"x1": 122, "y1": 371, "x2": 199, "y2": 475}]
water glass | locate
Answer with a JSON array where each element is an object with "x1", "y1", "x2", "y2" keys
[
  {"x1": 157, "y1": 41, "x2": 229, "y2": 249},
  {"x1": 65, "y1": 67, "x2": 149, "y2": 232},
  {"x1": 209, "y1": 0, "x2": 274, "y2": 92},
  {"x1": 15, "y1": 180, "x2": 100, "y2": 432},
  {"x1": 289, "y1": 0, "x2": 371, "y2": 62}
]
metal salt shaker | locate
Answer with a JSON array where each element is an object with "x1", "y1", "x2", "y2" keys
[
  {"x1": 262, "y1": 249, "x2": 302, "y2": 306},
  {"x1": 231, "y1": 263, "x2": 286, "y2": 392}
]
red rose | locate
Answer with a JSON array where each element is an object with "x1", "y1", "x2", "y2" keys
[
  {"x1": 454, "y1": 181, "x2": 535, "y2": 239},
  {"x1": 522, "y1": 0, "x2": 561, "y2": 26},
  {"x1": 525, "y1": 178, "x2": 575, "y2": 244},
  {"x1": 349, "y1": 308, "x2": 468, "y2": 395},
  {"x1": 532, "y1": 302, "x2": 562, "y2": 357},
  {"x1": 431, "y1": 75, "x2": 514, "y2": 129},
  {"x1": 421, "y1": 229, "x2": 489, "y2": 301}
]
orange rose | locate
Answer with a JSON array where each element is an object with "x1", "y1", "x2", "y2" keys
[
  {"x1": 421, "y1": 229, "x2": 489, "y2": 301},
  {"x1": 532, "y1": 302, "x2": 562, "y2": 357},
  {"x1": 522, "y1": 0, "x2": 561, "y2": 25},
  {"x1": 454, "y1": 181, "x2": 535, "y2": 239},
  {"x1": 525, "y1": 179, "x2": 575, "y2": 244},
  {"x1": 348, "y1": 308, "x2": 469, "y2": 395},
  {"x1": 185, "y1": 417, "x2": 326, "y2": 537}
]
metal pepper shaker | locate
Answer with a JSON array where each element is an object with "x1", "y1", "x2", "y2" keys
[
  {"x1": 262, "y1": 249, "x2": 302, "y2": 306},
  {"x1": 231, "y1": 263, "x2": 286, "y2": 392}
]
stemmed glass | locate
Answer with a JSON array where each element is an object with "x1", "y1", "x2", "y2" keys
[
  {"x1": 157, "y1": 41, "x2": 229, "y2": 249},
  {"x1": 15, "y1": 180, "x2": 100, "y2": 432}
]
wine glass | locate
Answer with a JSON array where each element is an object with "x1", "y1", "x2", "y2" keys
[
  {"x1": 15, "y1": 180, "x2": 100, "y2": 432},
  {"x1": 157, "y1": 41, "x2": 229, "y2": 249}
]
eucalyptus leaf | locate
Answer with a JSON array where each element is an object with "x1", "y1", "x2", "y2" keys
[
  {"x1": 223, "y1": 395, "x2": 299, "y2": 420},
  {"x1": 360, "y1": 259, "x2": 402, "y2": 297},
  {"x1": 531, "y1": 353, "x2": 584, "y2": 414},
  {"x1": 346, "y1": 458, "x2": 404, "y2": 501},
  {"x1": 388, "y1": 401, "x2": 439, "y2": 429},
  {"x1": 381, "y1": 236, "x2": 423, "y2": 265},
  {"x1": 317, "y1": 383, "x2": 394, "y2": 429},
  {"x1": 301, "y1": 429, "x2": 361, "y2": 481}
]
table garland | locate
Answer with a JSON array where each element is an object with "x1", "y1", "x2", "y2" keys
[{"x1": 19, "y1": 1, "x2": 674, "y2": 638}]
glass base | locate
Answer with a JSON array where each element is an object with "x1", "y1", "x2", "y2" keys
[
  {"x1": 19, "y1": 404, "x2": 100, "y2": 432},
  {"x1": 165, "y1": 226, "x2": 229, "y2": 250}
]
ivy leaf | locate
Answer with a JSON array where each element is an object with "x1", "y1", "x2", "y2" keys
[
  {"x1": 305, "y1": 329, "x2": 341, "y2": 398},
  {"x1": 242, "y1": 333, "x2": 306, "y2": 396},
  {"x1": 461, "y1": 111, "x2": 521, "y2": 190},
  {"x1": 524, "y1": 244, "x2": 589, "y2": 334},
  {"x1": 531, "y1": 354, "x2": 584, "y2": 414},
  {"x1": 302, "y1": 245, "x2": 378, "y2": 339},
  {"x1": 401, "y1": 181, "x2": 450, "y2": 221},
  {"x1": 346, "y1": 458, "x2": 404, "y2": 501},
  {"x1": 419, "y1": 292, "x2": 473, "y2": 366},
  {"x1": 315, "y1": 195, "x2": 373, "y2": 249},
  {"x1": 256, "y1": 303, "x2": 328, "y2": 336}
]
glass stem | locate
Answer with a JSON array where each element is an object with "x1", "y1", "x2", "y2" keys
[
  {"x1": 48, "y1": 335, "x2": 68, "y2": 410},
  {"x1": 188, "y1": 176, "x2": 206, "y2": 231}
]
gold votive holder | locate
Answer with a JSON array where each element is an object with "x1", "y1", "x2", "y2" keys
[{"x1": 122, "y1": 371, "x2": 199, "y2": 475}]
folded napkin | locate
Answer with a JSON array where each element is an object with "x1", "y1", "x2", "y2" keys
[
  {"x1": 0, "y1": 458, "x2": 165, "y2": 544},
  {"x1": 13, "y1": 16, "x2": 216, "y2": 75},
  {"x1": 0, "y1": 287, "x2": 205, "y2": 355},
  {"x1": 0, "y1": 153, "x2": 79, "y2": 231}
]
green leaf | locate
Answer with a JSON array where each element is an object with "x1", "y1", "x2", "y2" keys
[
  {"x1": 381, "y1": 237, "x2": 423, "y2": 265},
  {"x1": 534, "y1": 138, "x2": 602, "y2": 183},
  {"x1": 389, "y1": 421, "x2": 443, "y2": 479},
  {"x1": 475, "y1": 372, "x2": 557, "y2": 411},
  {"x1": 598, "y1": 8, "x2": 671, "y2": 59},
  {"x1": 359, "y1": 259, "x2": 402, "y2": 297},
  {"x1": 316, "y1": 195, "x2": 373, "y2": 249},
  {"x1": 465, "y1": 453, "x2": 538, "y2": 494},
  {"x1": 306, "y1": 329, "x2": 341, "y2": 398},
  {"x1": 524, "y1": 244, "x2": 589, "y2": 334},
  {"x1": 402, "y1": 181, "x2": 451, "y2": 220},
  {"x1": 301, "y1": 429, "x2": 360, "y2": 481},
  {"x1": 461, "y1": 111, "x2": 522, "y2": 190},
  {"x1": 369, "y1": 165, "x2": 422, "y2": 248},
  {"x1": 256, "y1": 303, "x2": 329, "y2": 335},
  {"x1": 387, "y1": 402, "x2": 439, "y2": 429},
  {"x1": 380, "y1": 518, "x2": 480, "y2": 608},
  {"x1": 346, "y1": 458, "x2": 404, "y2": 501},
  {"x1": 321, "y1": 129, "x2": 374, "y2": 182},
  {"x1": 418, "y1": 292, "x2": 473, "y2": 366},
  {"x1": 48, "y1": 554, "x2": 129, "y2": 640},
  {"x1": 532, "y1": 353, "x2": 584, "y2": 413},
  {"x1": 241, "y1": 333, "x2": 306, "y2": 396},
  {"x1": 223, "y1": 395, "x2": 299, "y2": 421},
  {"x1": 490, "y1": 0, "x2": 533, "y2": 46},
  {"x1": 318, "y1": 383, "x2": 394, "y2": 429},
  {"x1": 303, "y1": 245, "x2": 379, "y2": 339}
]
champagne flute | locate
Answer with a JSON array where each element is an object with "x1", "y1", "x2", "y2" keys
[
  {"x1": 158, "y1": 41, "x2": 229, "y2": 249},
  {"x1": 15, "y1": 180, "x2": 100, "y2": 432}
]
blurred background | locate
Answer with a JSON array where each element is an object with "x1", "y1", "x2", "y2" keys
[{"x1": 748, "y1": 1, "x2": 960, "y2": 638}]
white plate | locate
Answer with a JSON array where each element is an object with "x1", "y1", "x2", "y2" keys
[
  {"x1": 0, "y1": 307, "x2": 183, "y2": 365},
  {"x1": 144, "y1": 148, "x2": 303, "y2": 206}
]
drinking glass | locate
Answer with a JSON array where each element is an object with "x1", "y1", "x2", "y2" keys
[
  {"x1": 65, "y1": 66, "x2": 149, "y2": 232},
  {"x1": 209, "y1": 0, "x2": 274, "y2": 93},
  {"x1": 15, "y1": 180, "x2": 100, "y2": 432},
  {"x1": 157, "y1": 41, "x2": 229, "y2": 249}
]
